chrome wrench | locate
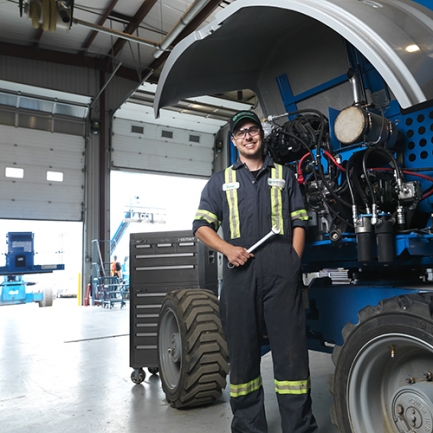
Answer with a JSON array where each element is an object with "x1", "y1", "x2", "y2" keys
[{"x1": 228, "y1": 226, "x2": 281, "y2": 268}]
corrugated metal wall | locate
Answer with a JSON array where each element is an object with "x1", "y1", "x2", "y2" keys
[
  {"x1": 0, "y1": 124, "x2": 85, "y2": 221},
  {"x1": 111, "y1": 118, "x2": 215, "y2": 178},
  {"x1": 0, "y1": 56, "x2": 98, "y2": 98}
]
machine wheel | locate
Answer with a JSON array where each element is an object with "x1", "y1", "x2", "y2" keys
[
  {"x1": 148, "y1": 367, "x2": 159, "y2": 375},
  {"x1": 131, "y1": 368, "x2": 145, "y2": 384},
  {"x1": 38, "y1": 288, "x2": 54, "y2": 308},
  {"x1": 157, "y1": 288, "x2": 229, "y2": 408},
  {"x1": 329, "y1": 292, "x2": 433, "y2": 433}
]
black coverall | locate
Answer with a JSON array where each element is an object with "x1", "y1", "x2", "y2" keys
[{"x1": 193, "y1": 155, "x2": 317, "y2": 433}]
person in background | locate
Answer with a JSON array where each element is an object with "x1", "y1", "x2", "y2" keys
[
  {"x1": 121, "y1": 256, "x2": 129, "y2": 289},
  {"x1": 193, "y1": 110, "x2": 318, "y2": 433},
  {"x1": 110, "y1": 255, "x2": 122, "y2": 278}
]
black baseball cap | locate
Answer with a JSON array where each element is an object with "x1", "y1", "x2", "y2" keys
[{"x1": 230, "y1": 111, "x2": 262, "y2": 133}]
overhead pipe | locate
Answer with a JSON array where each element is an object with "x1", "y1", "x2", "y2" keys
[
  {"x1": 72, "y1": 18, "x2": 160, "y2": 49},
  {"x1": 153, "y1": 0, "x2": 211, "y2": 59}
]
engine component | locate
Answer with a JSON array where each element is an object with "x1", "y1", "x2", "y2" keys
[
  {"x1": 375, "y1": 217, "x2": 395, "y2": 263},
  {"x1": 355, "y1": 216, "x2": 373, "y2": 263},
  {"x1": 334, "y1": 105, "x2": 397, "y2": 147},
  {"x1": 265, "y1": 112, "x2": 328, "y2": 164},
  {"x1": 398, "y1": 181, "x2": 422, "y2": 202}
]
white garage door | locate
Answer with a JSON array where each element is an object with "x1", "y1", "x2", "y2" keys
[
  {"x1": 0, "y1": 125, "x2": 85, "y2": 221},
  {"x1": 111, "y1": 118, "x2": 215, "y2": 177}
]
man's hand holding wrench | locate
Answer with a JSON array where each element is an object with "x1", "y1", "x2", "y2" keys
[{"x1": 228, "y1": 226, "x2": 281, "y2": 268}]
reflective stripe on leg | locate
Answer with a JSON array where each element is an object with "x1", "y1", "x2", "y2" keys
[
  {"x1": 274, "y1": 377, "x2": 311, "y2": 395},
  {"x1": 230, "y1": 375, "x2": 263, "y2": 398}
]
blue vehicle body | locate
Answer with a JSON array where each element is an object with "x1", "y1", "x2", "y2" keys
[
  {"x1": 0, "y1": 232, "x2": 64, "y2": 307},
  {"x1": 154, "y1": 0, "x2": 433, "y2": 426},
  {"x1": 0, "y1": 275, "x2": 43, "y2": 305}
]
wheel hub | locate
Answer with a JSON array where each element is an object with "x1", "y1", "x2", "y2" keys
[
  {"x1": 392, "y1": 384, "x2": 433, "y2": 433},
  {"x1": 168, "y1": 332, "x2": 181, "y2": 362}
]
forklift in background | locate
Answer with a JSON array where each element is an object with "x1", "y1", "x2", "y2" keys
[{"x1": 0, "y1": 232, "x2": 64, "y2": 307}]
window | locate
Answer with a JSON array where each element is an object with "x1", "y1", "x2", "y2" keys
[
  {"x1": 161, "y1": 130, "x2": 173, "y2": 139},
  {"x1": 189, "y1": 134, "x2": 200, "y2": 143},
  {"x1": 5, "y1": 167, "x2": 24, "y2": 178},
  {"x1": 131, "y1": 125, "x2": 144, "y2": 134},
  {"x1": 47, "y1": 171, "x2": 64, "y2": 182}
]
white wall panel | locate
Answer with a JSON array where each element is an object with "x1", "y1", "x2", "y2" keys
[
  {"x1": 0, "y1": 125, "x2": 85, "y2": 221},
  {"x1": 112, "y1": 118, "x2": 215, "y2": 177}
]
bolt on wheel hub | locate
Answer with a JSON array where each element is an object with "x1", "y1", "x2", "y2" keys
[
  {"x1": 392, "y1": 384, "x2": 433, "y2": 433},
  {"x1": 168, "y1": 332, "x2": 181, "y2": 362}
]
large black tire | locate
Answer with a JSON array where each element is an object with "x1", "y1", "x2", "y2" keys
[
  {"x1": 329, "y1": 292, "x2": 433, "y2": 433},
  {"x1": 157, "y1": 288, "x2": 229, "y2": 408},
  {"x1": 38, "y1": 288, "x2": 54, "y2": 308}
]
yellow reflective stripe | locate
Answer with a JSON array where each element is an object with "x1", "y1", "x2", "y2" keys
[
  {"x1": 274, "y1": 377, "x2": 311, "y2": 395},
  {"x1": 270, "y1": 164, "x2": 284, "y2": 234},
  {"x1": 230, "y1": 375, "x2": 262, "y2": 398},
  {"x1": 291, "y1": 208, "x2": 309, "y2": 222},
  {"x1": 194, "y1": 209, "x2": 221, "y2": 230},
  {"x1": 225, "y1": 166, "x2": 241, "y2": 239}
]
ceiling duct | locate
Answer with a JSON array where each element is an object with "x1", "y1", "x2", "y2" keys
[{"x1": 153, "y1": 0, "x2": 212, "y2": 59}]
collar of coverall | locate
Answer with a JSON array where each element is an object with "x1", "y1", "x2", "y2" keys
[{"x1": 232, "y1": 154, "x2": 276, "y2": 170}]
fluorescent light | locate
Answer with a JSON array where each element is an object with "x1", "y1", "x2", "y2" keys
[{"x1": 406, "y1": 44, "x2": 420, "y2": 53}]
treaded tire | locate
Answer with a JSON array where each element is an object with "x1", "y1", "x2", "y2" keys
[
  {"x1": 329, "y1": 292, "x2": 433, "y2": 433},
  {"x1": 157, "y1": 288, "x2": 229, "y2": 408},
  {"x1": 38, "y1": 288, "x2": 54, "y2": 308}
]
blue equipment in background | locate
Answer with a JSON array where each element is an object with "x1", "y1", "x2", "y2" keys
[{"x1": 0, "y1": 232, "x2": 64, "y2": 307}]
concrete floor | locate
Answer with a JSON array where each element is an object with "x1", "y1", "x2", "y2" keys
[{"x1": 0, "y1": 298, "x2": 338, "y2": 433}]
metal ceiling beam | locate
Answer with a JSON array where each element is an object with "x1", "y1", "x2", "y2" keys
[
  {"x1": 109, "y1": 11, "x2": 134, "y2": 23},
  {"x1": 81, "y1": 0, "x2": 120, "y2": 51},
  {"x1": 111, "y1": 0, "x2": 158, "y2": 58}
]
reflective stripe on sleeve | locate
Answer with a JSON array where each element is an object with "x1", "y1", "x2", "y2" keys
[
  {"x1": 230, "y1": 375, "x2": 262, "y2": 398},
  {"x1": 274, "y1": 377, "x2": 311, "y2": 395},
  {"x1": 194, "y1": 209, "x2": 221, "y2": 230},
  {"x1": 225, "y1": 166, "x2": 241, "y2": 239},
  {"x1": 270, "y1": 164, "x2": 284, "y2": 234},
  {"x1": 290, "y1": 208, "x2": 309, "y2": 222}
]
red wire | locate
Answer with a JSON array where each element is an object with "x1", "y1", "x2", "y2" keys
[{"x1": 323, "y1": 150, "x2": 346, "y2": 172}]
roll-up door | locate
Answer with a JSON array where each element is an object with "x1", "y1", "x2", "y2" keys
[
  {"x1": 0, "y1": 125, "x2": 85, "y2": 221},
  {"x1": 111, "y1": 118, "x2": 215, "y2": 178}
]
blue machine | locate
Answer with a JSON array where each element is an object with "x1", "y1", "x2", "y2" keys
[
  {"x1": 0, "y1": 232, "x2": 65, "y2": 307},
  {"x1": 154, "y1": 1, "x2": 433, "y2": 429}
]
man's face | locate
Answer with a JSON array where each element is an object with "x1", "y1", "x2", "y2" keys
[{"x1": 232, "y1": 121, "x2": 264, "y2": 159}]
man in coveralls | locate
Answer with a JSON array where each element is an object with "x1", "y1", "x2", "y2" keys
[{"x1": 192, "y1": 111, "x2": 318, "y2": 433}]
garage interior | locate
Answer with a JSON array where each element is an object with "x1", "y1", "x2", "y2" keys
[{"x1": 1, "y1": 1, "x2": 433, "y2": 433}]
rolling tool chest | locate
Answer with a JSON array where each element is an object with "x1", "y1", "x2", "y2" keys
[{"x1": 129, "y1": 230, "x2": 218, "y2": 372}]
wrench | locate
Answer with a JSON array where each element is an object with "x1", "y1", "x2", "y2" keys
[{"x1": 228, "y1": 226, "x2": 281, "y2": 268}]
